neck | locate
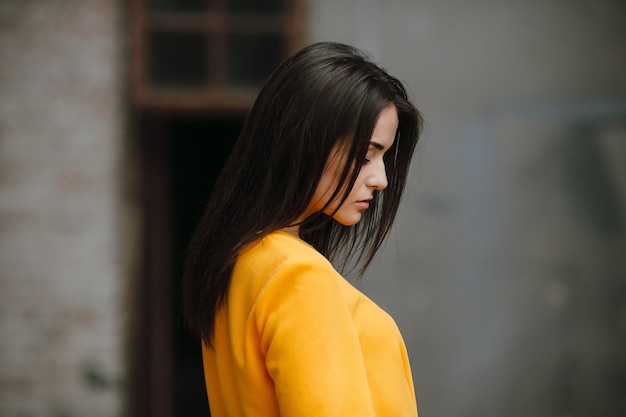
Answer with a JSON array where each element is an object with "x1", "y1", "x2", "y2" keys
[{"x1": 281, "y1": 223, "x2": 301, "y2": 237}]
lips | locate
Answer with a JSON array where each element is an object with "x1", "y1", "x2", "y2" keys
[{"x1": 356, "y1": 199, "x2": 371, "y2": 209}]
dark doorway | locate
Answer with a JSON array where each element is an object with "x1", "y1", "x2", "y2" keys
[
  {"x1": 136, "y1": 113, "x2": 240, "y2": 417},
  {"x1": 171, "y1": 118, "x2": 240, "y2": 416}
]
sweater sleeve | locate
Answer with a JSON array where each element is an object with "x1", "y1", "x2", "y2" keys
[{"x1": 254, "y1": 257, "x2": 377, "y2": 417}]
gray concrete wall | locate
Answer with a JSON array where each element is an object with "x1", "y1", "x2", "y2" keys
[
  {"x1": 310, "y1": 1, "x2": 626, "y2": 416},
  {"x1": 0, "y1": 1, "x2": 126, "y2": 416}
]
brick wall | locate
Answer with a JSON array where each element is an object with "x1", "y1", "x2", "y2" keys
[{"x1": 0, "y1": 1, "x2": 127, "y2": 415}]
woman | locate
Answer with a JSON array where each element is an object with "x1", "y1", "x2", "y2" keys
[{"x1": 183, "y1": 42, "x2": 423, "y2": 416}]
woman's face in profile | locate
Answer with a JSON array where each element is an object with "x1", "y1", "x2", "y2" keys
[{"x1": 304, "y1": 104, "x2": 398, "y2": 226}]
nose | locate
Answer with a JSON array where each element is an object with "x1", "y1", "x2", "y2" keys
[{"x1": 365, "y1": 162, "x2": 388, "y2": 190}]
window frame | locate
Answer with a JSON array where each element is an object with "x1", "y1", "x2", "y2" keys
[{"x1": 129, "y1": 0, "x2": 307, "y2": 114}]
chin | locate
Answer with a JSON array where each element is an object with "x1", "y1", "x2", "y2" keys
[{"x1": 333, "y1": 212, "x2": 363, "y2": 226}]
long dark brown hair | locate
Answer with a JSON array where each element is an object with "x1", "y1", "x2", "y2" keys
[{"x1": 183, "y1": 42, "x2": 423, "y2": 346}]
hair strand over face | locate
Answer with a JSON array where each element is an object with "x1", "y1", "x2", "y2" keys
[{"x1": 182, "y1": 42, "x2": 423, "y2": 347}]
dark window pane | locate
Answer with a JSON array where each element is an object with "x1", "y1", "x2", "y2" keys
[
  {"x1": 149, "y1": 31, "x2": 208, "y2": 88},
  {"x1": 227, "y1": 0, "x2": 286, "y2": 15},
  {"x1": 148, "y1": 0, "x2": 208, "y2": 13},
  {"x1": 226, "y1": 34, "x2": 284, "y2": 88}
]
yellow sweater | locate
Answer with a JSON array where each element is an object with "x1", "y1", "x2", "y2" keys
[{"x1": 202, "y1": 230, "x2": 417, "y2": 417}]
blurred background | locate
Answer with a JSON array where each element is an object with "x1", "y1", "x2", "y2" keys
[{"x1": 1, "y1": 0, "x2": 625, "y2": 416}]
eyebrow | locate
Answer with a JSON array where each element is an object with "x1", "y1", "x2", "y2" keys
[{"x1": 369, "y1": 141, "x2": 385, "y2": 151}]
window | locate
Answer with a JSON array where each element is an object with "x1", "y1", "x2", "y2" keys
[
  {"x1": 129, "y1": 0, "x2": 306, "y2": 113},
  {"x1": 128, "y1": 2, "x2": 306, "y2": 416}
]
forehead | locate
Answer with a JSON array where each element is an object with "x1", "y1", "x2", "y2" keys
[
  {"x1": 370, "y1": 104, "x2": 398, "y2": 150},
  {"x1": 329, "y1": 104, "x2": 398, "y2": 158}
]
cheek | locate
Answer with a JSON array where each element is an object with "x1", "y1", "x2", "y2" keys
[
  {"x1": 309, "y1": 174, "x2": 340, "y2": 214},
  {"x1": 315, "y1": 176, "x2": 337, "y2": 203},
  {"x1": 316, "y1": 163, "x2": 348, "y2": 201},
  {"x1": 348, "y1": 171, "x2": 367, "y2": 194}
]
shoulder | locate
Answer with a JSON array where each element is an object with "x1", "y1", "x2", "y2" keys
[
  {"x1": 230, "y1": 230, "x2": 340, "y2": 303},
  {"x1": 238, "y1": 230, "x2": 333, "y2": 276}
]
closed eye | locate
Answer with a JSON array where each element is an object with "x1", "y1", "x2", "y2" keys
[{"x1": 369, "y1": 141, "x2": 386, "y2": 151}]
